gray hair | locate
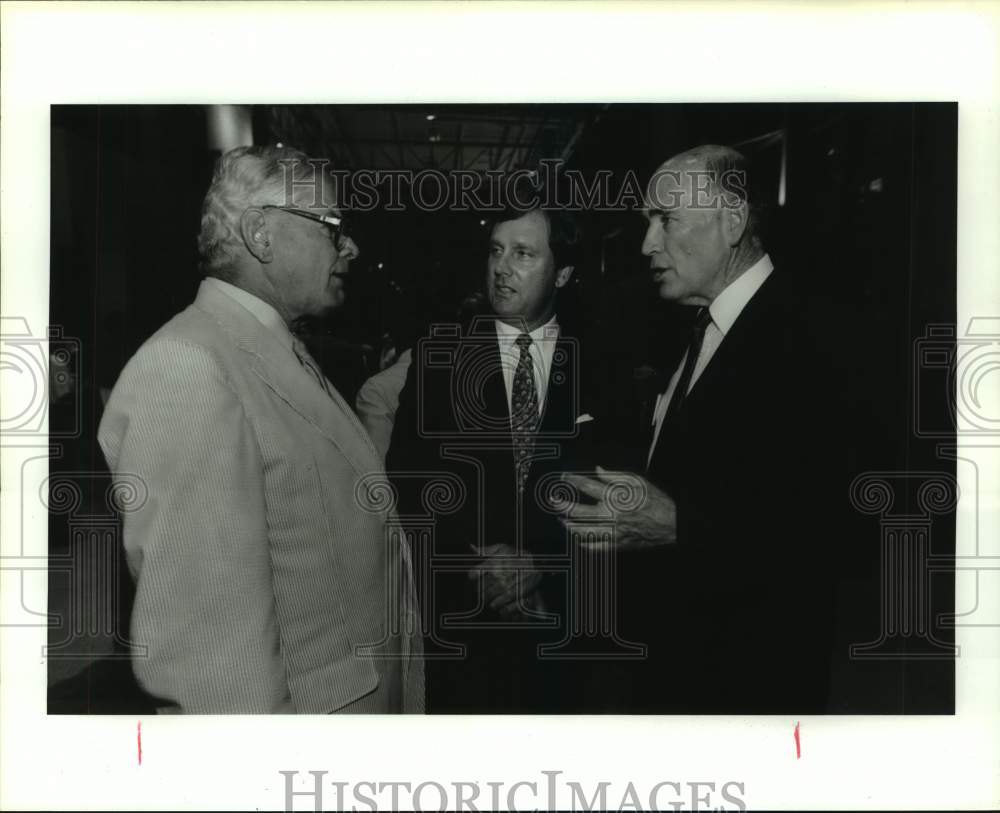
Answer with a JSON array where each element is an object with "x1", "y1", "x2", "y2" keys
[{"x1": 196, "y1": 144, "x2": 327, "y2": 276}]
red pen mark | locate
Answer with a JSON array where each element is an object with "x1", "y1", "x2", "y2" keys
[
  {"x1": 793, "y1": 721, "x2": 801, "y2": 759},
  {"x1": 137, "y1": 720, "x2": 143, "y2": 766}
]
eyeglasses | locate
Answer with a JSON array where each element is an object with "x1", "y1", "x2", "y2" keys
[{"x1": 261, "y1": 205, "x2": 349, "y2": 249}]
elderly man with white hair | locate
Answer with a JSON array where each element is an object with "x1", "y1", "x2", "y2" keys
[{"x1": 99, "y1": 145, "x2": 423, "y2": 713}]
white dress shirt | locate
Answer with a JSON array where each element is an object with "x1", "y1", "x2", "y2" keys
[
  {"x1": 494, "y1": 315, "x2": 560, "y2": 420},
  {"x1": 647, "y1": 254, "x2": 774, "y2": 464}
]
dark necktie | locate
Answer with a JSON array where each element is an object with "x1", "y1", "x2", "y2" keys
[
  {"x1": 647, "y1": 306, "x2": 712, "y2": 470},
  {"x1": 511, "y1": 332, "x2": 540, "y2": 493},
  {"x1": 661, "y1": 306, "x2": 713, "y2": 426}
]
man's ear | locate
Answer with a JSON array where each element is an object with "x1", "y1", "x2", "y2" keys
[
  {"x1": 240, "y1": 208, "x2": 273, "y2": 263},
  {"x1": 721, "y1": 201, "x2": 749, "y2": 247},
  {"x1": 554, "y1": 265, "x2": 575, "y2": 289}
]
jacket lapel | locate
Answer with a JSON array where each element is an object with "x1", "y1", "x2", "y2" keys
[
  {"x1": 538, "y1": 335, "x2": 577, "y2": 435},
  {"x1": 462, "y1": 317, "x2": 510, "y2": 430},
  {"x1": 682, "y1": 271, "x2": 782, "y2": 415},
  {"x1": 250, "y1": 348, "x2": 382, "y2": 476},
  {"x1": 193, "y1": 281, "x2": 381, "y2": 477}
]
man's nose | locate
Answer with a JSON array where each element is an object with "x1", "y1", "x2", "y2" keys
[
  {"x1": 492, "y1": 253, "x2": 512, "y2": 277},
  {"x1": 641, "y1": 222, "x2": 660, "y2": 256},
  {"x1": 339, "y1": 236, "x2": 360, "y2": 260}
]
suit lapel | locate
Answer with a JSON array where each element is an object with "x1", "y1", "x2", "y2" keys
[
  {"x1": 681, "y1": 271, "x2": 782, "y2": 415},
  {"x1": 193, "y1": 282, "x2": 381, "y2": 477},
  {"x1": 538, "y1": 335, "x2": 576, "y2": 435},
  {"x1": 250, "y1": 349, "x2": 382, "y2": 476},
  {"x1": 650, "y1": 274, "x2": 783, "y2": 480},
  {"x1": 462, "y1": 317, "x2": 510, "y2": 430}
]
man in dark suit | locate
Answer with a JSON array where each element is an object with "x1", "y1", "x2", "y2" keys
[
  {"x1": 561, "y1": 145, "x2": 842, "y2": 713},
  {"x1": 388, "y1": 201, "x2": 634, "y2": 712}
]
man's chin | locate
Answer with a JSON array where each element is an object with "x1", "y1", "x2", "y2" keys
[
  {"x1": 656, "y1": 279, "x2": 677, "y2": 301},
  {"x1": 306, "y1": 294, "x2": 345, "y2": 318},
  {"x1": 489, "y1": 297, "x2": 517, "y2": 317},
  {"x1": 655, "y1": 276, "x2": 693, "y2": 304},
  {"x1": 326, "y1": 279, "x2": 347, "y2": 306},
  {"x1": 492, "y1": 304, "x2": 527, "y2": 323}
]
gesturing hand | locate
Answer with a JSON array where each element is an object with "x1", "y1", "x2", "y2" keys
[{"x1": 557, "y1": 465, "x2": 678, "y2": 551}]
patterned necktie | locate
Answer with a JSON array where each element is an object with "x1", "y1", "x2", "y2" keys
[
  {"x1": 511, "y1": 332, "x2": 540, "y2": 493},
  {"x1": 292, "y1": 337, "x2": 333, "y2": 400}
]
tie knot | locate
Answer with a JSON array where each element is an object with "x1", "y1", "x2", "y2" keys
[
  {"x1": 515, "y1": 332, "x2": 533, "y2": 351},
  {"x1": 692, "y1": 307, "x2": 712, "y2": 336}
]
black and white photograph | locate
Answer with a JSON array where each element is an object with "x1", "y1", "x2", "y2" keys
[
  {"x1": 2, "y1": 3, "x2": 998, "y2": 811},
  {"x1": 44, "y1": 101, "x2": 958, "y2": 718}
]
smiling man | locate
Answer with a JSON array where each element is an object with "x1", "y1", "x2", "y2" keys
[
  {"x1": 560, "y1": 144, "x2": 843, "y2": 713},
  {"x1": 98, "y1": 145, "x2": 423, "y2": 714}
]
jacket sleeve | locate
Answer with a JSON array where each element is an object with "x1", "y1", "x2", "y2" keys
[
  {"x1": 385, "y1": 353, "x2": 427, "y2": 511},
  {"x1": 98, "y1": 338, "x2": 293, "y2": 713}
]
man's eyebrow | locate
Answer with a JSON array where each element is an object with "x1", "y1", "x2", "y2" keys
[{"x1": 490, "y1": 238, "x2": 538, "y2": 250}]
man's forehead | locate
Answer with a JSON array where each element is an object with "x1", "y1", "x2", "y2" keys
[
  {"x1": 292, "y1": 175, "x2": 339, "y2": 212},
  {"x1": 645, "y1": 156, "x2": 709, "y2": 210},
  {"x1": 650, "y1": 157, "x2": 707, "y2": 187},
  {"x1": 492, "y1": 209, "x2": 551, "y2": 242},
  {"x1": 664, "y1": 153, "x2": 705, "y2": 171}
]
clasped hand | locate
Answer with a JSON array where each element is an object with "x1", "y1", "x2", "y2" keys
[{"x1": 468, "y1": 543, "x2": 545, "y2": 619}]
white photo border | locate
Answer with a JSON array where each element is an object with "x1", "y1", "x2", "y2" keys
[{"x1": 2, "y1": 1, "x2": 998, "y2": 810}]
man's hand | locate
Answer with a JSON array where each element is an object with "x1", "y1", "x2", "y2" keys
[
  {"x1": 468, "y1": 543, "x2": 545, "y2": 619},
  {"x1": 557, "y1": 465, "x2": 678, "y2": 551}
]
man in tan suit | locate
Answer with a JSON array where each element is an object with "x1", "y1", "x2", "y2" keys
[{"x1": 99, "y1": 145, "x2": 423, "y2": 713}]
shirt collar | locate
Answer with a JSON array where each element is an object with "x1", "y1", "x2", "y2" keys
[
  {"x1": 708, "y1": 253, "x2": 774, "y2": 336},
  {"x1": 494, "y1": 314, "x2": 560, "y2": 346},
  {"x1": 203, "y1": 276, "x2": 296, "y2": 353}
]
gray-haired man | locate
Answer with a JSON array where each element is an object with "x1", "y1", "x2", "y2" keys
[{"x1": 99, "y1": 145, "x2": 423, "y2": 713}]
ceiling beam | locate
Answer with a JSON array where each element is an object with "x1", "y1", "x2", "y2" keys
[
  {"x1": 519, "y1": 114, "x2": 550, "y2": 168},
  {"x1": 328, "y1": 109, "x2": 364, "y2": 171},
  {"x1": 390, "y1": 110, "x2": 405, "y2": 169},
  {"x1": 321, "y1": 135, "x2": 538, "y2": 150},
  {"x1": 492, "y1": 123, "x2": 510, "y2": 168},
  {"x1": 463, "y1": 146, "x2": 491, "y2": 170},
  {"x1": 502, "y1": 119, "x2": 531, "y2": 172},
  {"x1": 376, "y1": 144, "x2": 399, "y2": 169}
]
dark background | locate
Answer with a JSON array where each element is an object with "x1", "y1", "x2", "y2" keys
[{"x1": 48, "y1": 103, "x2": 957, "y2": 713}]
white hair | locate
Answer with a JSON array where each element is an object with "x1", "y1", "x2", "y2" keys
[{"x1": 196, "y1": 144, "x2": 328, "y2": 276}]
